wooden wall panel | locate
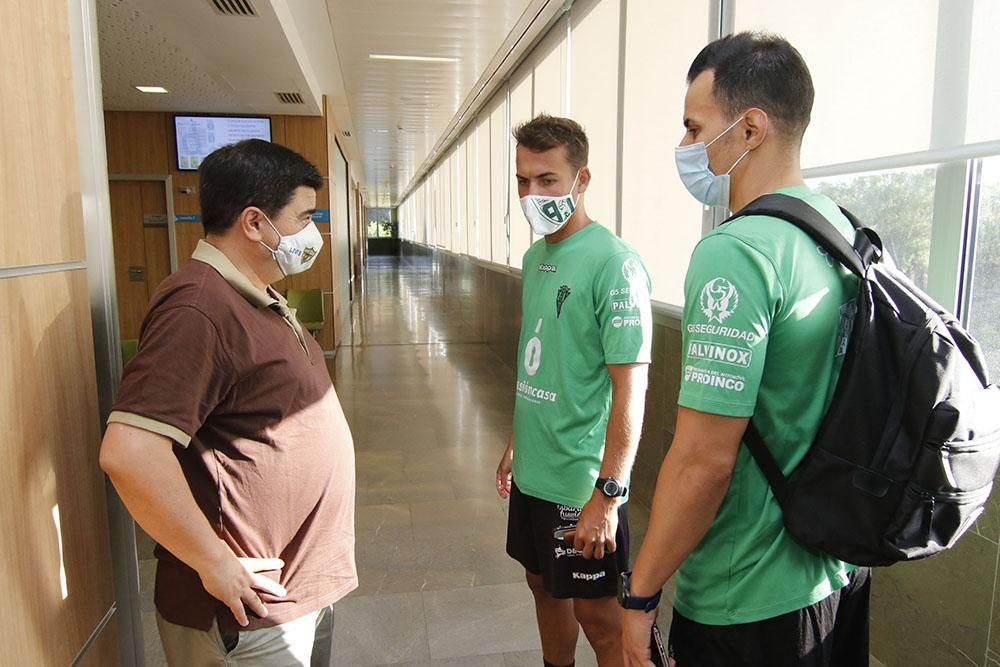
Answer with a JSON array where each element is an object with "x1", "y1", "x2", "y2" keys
[
  {"x1": 284, "y1": 115, "x2": 330, "y2": 210},
  {"x1": 175, "y1": 222, "x2": 204, "y2": 266},
  {"x1": 318, "y1": 293, "x2": 337, "y2": 350},
  {"x1": 269, "y1": 115, "x2": 287, "y2": 146},
  {"x1": 171, "y1": 172, "x2": 201, "y2": 217},
  {"x1": 0, "y1": 0, "x2": 86, "y2": 269},
  {"x1": 0, "y1": 270, "x2": 114, "y2": 666},
  {"x1": 104, "y1": 111, "x2": 169, "y2": 175}
]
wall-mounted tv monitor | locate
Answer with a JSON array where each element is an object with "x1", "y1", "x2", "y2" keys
[{"x1": 174, "y1": 115, "x2": 272, "y2": 171}]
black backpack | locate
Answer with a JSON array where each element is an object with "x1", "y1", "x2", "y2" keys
[{"x1": 726, "y1": 193, "x2": 1000, "y2": 566}]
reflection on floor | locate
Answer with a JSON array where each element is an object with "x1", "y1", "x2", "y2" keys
[{"x1": 140, "y1": 254, "x2": 665, "y2": 666}]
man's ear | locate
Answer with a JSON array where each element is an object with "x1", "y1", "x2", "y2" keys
[
  {"x1": 237, "y1": 207, "x2": 267, "y2": 242},
  {"x1": 742, "y1": 108, "x2": 769, "y2": 150},
  {"x1": 577, "y1": 166, "x2": 592, "y2": 194}
]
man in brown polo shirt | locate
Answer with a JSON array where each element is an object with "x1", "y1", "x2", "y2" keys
[{"x1": 100, "y1": 139, "x2": 356, "y2": 666}]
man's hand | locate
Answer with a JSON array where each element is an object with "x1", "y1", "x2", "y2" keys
[
  {"x1": 496, "y1": 435, "x2": 514, "y2": 499},
  {"x1": 197, "y1": 543, "x2": 287, "y2": 627},
  {"x1": 572, "y1": 493, "x2": 618, "y2": 559},
  {"x1": 622, "y1": 609, "x2": 659, "y2": 667}
]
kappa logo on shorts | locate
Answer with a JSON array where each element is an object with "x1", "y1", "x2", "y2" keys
[
  {"x1": 571, "y1": 571, "x2": 607, "y2": 581},
  {"x1": 700, "y1": 277, "x2": 740, "y2": 324},
  {"x1": 558, "y1": 505, "x2": 581, "y2": 522}
]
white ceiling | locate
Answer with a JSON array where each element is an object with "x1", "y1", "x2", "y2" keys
[
  {"x1": 96, "y1": 0, "x2": 534, "y2": 206},
  {"x1": 97, "y1": 0, "x2": 321, "y2": 115}
]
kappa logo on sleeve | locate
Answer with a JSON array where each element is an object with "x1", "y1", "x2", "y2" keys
[{"x1": 700, "y1": 277, "x2": 740, "y2": 324}]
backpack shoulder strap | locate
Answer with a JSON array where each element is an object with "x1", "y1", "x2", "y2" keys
[
  {"x1": 725, "y1": 193, "x2": 870, "y2": 277},
  {"x1": 742, "y1": 421, "x2": 790, "y2": 508}
]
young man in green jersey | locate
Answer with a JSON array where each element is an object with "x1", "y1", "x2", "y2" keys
[
  {"x1": 495, "y1": 114, "x2": 653, "y2": 667},
  {"x1": 620, "y1": 33, "x2": 870, "y2": 667}
]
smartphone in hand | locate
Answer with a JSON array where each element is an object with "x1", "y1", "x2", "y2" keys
[{"x1": 650, "y1": 624, "x2": 669, "y2": 667}]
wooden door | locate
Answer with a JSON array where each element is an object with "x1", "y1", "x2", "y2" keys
[{"x1": 108, "y1": 180, "x2": 171, "y2": 340}]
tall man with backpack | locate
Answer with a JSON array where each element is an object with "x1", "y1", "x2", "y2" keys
[{"x1": 620, "y1": 33, "x2": 873, "y2": 666}]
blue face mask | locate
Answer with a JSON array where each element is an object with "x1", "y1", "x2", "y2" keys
[{"x1": 674, "y1": 116, "x2": 750, "y2": 207}]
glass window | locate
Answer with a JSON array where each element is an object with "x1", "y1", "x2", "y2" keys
[
  {"x1": 475, "y1": 115, "x2": 492, "y2": 261},
  {"x1": 488, "y1": 90, "x2": 509, "y2": 265},
  {"x1": 509, "y1": 63, "x2": 534, "y2": 269},
  {"x1": 620, "y1": 0, "x2": 711, "y2": 306},
  {"x1": 967, "y1": 0, "x2": 1000, "y2": 145},
  {"x1": 570, "y1": 0, "x2": 621, "y2": 224},
  {"x1": 810, "y1": 166, "x2": 936, "y2": 292},
  {"x1": 967, "y1": 156, "x2": 1000, "y2": 375},
  {"x1": 735, "y1": 0, "x2": 939, "y2": 168},
  {"x1": 533, "y1": 14, "x2": 568, "y2": 118},
  {"x1": 366, "y1": 207, "x2": 394, "y2": 239}
]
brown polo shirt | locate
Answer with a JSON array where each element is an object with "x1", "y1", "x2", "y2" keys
[{"x1": 109, "y1": 240, "x2": 357, "y2": 632}]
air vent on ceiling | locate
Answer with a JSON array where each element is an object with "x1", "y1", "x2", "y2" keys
[
  {"x1": 276, "y1": 92, "x2": 304, "y2": 105},
  {"x1": 209, "y1": 0, "x2": 258, "y2": 17}
]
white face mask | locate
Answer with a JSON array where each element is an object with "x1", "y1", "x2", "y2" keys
[
  {"x1": 519, "y1": 170, "x2": 581, "y2": 236},
  {"x1": 674, "y1": 116, "x2": 751, "y2": 207},
  {"x1": 259, "y1": 213, "x2": 324, "y2": 276}
]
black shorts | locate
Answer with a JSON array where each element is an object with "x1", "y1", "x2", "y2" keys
[
  {"x1": 505, "y1": 480, "x2": 629, "y2": 599},
  {"x1": 668, "y1": 567, "x2": 871, "y2": 667}
]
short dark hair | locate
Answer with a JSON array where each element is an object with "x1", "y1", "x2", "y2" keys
[
  {"x1": 513, "y1": 114, "x2": 589, "y2": 171},
  {"x1": 687, "y1": 32, "x2": 814, "y2": 143},
  {"x1": 199, "y1": 139, "x2": 323, "y2": 235}
]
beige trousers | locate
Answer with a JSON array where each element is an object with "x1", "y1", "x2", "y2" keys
[{"x1": 155, "y1": 605, "x2": 334, "y2": 667}]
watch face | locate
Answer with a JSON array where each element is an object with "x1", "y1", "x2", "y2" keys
[{"x1": 603, "y1": 479, "x2": 620, "y2": 496}]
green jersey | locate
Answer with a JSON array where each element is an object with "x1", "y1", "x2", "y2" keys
[
  {"x1": 512, "y1": 222, "x2": 652, "y2": 508},
  {"x1": 675, "y1": 186, "x2": 859, "y2": 625}
]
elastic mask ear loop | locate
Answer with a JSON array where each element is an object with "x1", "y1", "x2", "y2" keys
[
  {"x1": 706, "y1": 116, "x2": 746, "y2": 149},
  {"x1": 726, "y1": 148, "x2": 752, "y2": 175},
  {"x1": 258, "y1": 213, "x2": 281, "y2": 254}
]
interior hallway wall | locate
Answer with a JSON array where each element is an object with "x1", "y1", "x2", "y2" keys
[
  {"x1": 0, "y1": 0, "x2": 117, "y2": 664},
  {"x1": 102, "y1": 109, "x2": 343, "y2": 352}
]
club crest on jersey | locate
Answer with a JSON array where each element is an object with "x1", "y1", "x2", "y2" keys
[
  {"x1": 700, "y1": 277, "x2": 739, "y2": 324},
  {"x1": 556, "y1": 285, "x2": 571, "y2": 317}
]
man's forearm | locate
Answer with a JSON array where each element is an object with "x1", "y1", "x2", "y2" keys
[
  {"x1": 628, "y1": 435, "x2": 734, "y2": 598},
  {"x1": 100, "y1": 423, "x2": 228, "y2": 574},
  {"x1": 599, "y1": 365, "x2": 648, "y2": 483}
]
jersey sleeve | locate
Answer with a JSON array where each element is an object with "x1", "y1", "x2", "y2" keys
[
  {"x1": 594, "y1": 252, "x2": 653, "y2": 365},
  {"x1": 678, "y1": 232, "x2": 783, "y2": 417},
  {"x1": 108, "y1": 305, "x2": 236, "y2": 446}
]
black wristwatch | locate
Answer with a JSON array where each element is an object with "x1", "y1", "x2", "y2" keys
[
  {"x1": 596, "y1": 476, "x2": 627, "y2": 498},
  {"x1": 618, "y1": 571, "x2": 662, "y2": 612}
]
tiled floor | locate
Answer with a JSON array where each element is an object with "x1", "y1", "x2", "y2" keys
[{"x1": 139, "y1": 255, "x2": 670, "y2": 666}]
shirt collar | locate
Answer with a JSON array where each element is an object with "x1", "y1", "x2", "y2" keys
[{"x1": 191, "y1": 240, "x2": 283, "y2": 309}]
